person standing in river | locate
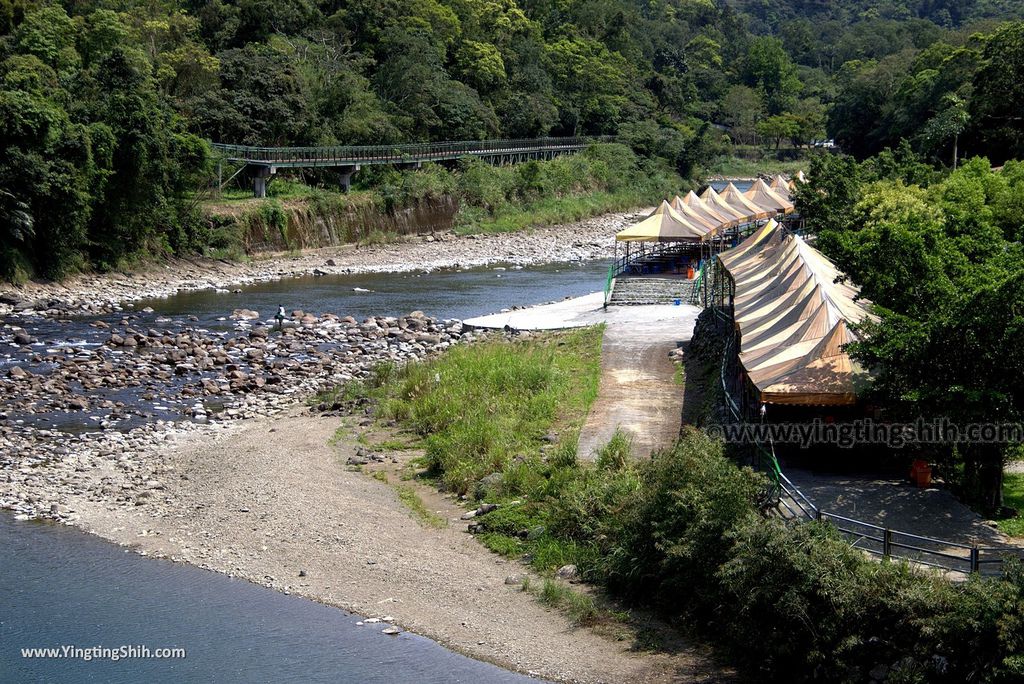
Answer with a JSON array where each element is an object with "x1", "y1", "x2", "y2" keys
[{"x1": 275, "y1": 305, "x2": 286, "y2": 330}]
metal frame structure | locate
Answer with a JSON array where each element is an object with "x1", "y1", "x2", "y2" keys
[{"x1": 211, "y1": 136, "x2": 615, "y2": 196}]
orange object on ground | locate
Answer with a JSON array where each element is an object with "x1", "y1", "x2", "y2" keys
[
  {"x1": 910, "y1": 460, "x2": 932, "y2": 488},
  {"x1": 687, "y1": 266, "x2": 695, "y2": 279}
]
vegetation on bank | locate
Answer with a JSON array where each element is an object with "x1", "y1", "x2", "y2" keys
[
  {"x1": 198, "y1": 143, "x2": 685, "y2": 257},
  {"x1": 1000, "y1": 469, "x2": 1024, "y2": 538},
  {"x1": 795, "y1": 151, "x2": 1024, "y2": 515},
  {"x1": 324, "y1": 328, "x2": 1024, "y2": 682},
  {"x1": 7, "y1": 0, "x2": 1024, "y2": 281}
]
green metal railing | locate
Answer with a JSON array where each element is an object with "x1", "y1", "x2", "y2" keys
[
  {"x1": 603, "y1": 264, "x2": 616, "y2": 308},
  {"x1": 689, "y1": 261, "x2": 706, "y2": 306}
]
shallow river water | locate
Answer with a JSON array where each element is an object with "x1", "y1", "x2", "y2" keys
[
  {"x1": 0, "y1": 514, "x2": 539, "y2": 683},
  {"x1": 1, "y1": 260, "x2": 610, "y2": 431},
  {"x1": 2, "y1": 260, "x2": 610, "y2": 682}
]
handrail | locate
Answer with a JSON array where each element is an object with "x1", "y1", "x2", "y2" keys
[
  {"x1": 210, "y1": 136, "x2": 616, "y2": 165},
  {"x1": 688, "y1": 261, "x2": 705, "y2": 305},
  {"x1": 603, "y1": 264, "x2": 615, "y2": 308}
]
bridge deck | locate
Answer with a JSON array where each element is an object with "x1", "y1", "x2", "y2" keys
[{"x1": 212, "y1": 136, "x2": 611, "y2": 168}]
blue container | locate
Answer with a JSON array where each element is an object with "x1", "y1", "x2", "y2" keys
[{"x1": 673, "y1": 298, "x2": 681, "y2": 306}]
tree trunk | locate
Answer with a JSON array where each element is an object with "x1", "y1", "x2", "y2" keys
[
  {"x1": 953, "y1": 133, "x2": 959, "y2": 171},
  {"x1": 974, "y1": 444, "x2": 1005, "y2": 516}
]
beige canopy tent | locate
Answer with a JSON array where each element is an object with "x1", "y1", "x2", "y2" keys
[
  {"x1": 700, "y1": 186, "x2": 751, "y2": 224},
  {"x1": 769, "y1": 174, "x2": 791, "y2": 200},
  {"x1": 670, "y1": 194, "x2": 727, "y2": 235},
  {"x1": 720, "y1": 182, "x2": 774, "y2": 220},
  {"x1": 745, "y1": 178, "x2": 794, "y2": 215},
  {"x1": 717, "y1": 220, "x2": 876, "y2": 405},
  {"x1": 615, "y1": 200, "x2": 710, "y2": 242},
  {"x1": 677, "y1": 191, "x2": 739, "y2": 229}
]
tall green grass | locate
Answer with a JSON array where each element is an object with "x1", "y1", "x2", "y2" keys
[
  {"x1": 998, "y1": 472, "x2": 1024, "y2": 537},
  {"x1": 375, "y1": 327, "x2": 603, "y2": 496}
]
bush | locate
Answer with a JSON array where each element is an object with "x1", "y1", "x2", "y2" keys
[
  {"x1": 596, "y1": 432, "x2": 1024, "y2": 683},
  {"x1": 369, "y1": 325, "x2": 1024, "y2": 681}
]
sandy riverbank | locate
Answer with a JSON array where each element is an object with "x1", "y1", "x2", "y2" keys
[
  {"x1": 0, "y1": 212, "x2": 644, "y2": 316},
  {"x1": 68, "y1": 406, "x2": 725, "y2": 683}
]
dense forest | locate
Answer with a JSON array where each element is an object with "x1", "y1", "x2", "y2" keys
[{"x1": 4, "y1": 0, "x2": 1024, "y2": 279}]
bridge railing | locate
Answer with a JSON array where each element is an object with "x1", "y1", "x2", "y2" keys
[{"x1": 210, "y1": 136, "x2": 616, "y2": 165}]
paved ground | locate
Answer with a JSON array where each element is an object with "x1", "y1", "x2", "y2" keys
[
  {"x1": 576, "y1": 311, "x2": 699, "y2": 460},
  {"x1": 466, "y1": 292, "x2": 701, "y2": 460},
  {"x1": 465, "y1": 291, "x2": 697, "y2": 330},
  {"x1": 784, "y1": 468, "x2": 1013, "y2": 549}
]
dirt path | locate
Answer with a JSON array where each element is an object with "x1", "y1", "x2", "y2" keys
[
  {"x1": 72, "y1": 406, "x2": 724, "y2": 683},
  {"x1": 576, "y1": 306, "x2": 701, "y2": 460}
]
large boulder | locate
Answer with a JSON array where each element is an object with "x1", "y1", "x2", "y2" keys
[{"x1": 231, "y1": 308, "x2": 260, "y2": 320}]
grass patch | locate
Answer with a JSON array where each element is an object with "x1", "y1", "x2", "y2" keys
[
  {"x1": 393, "y1": 484, "x2": 447, "y2": 529},
  {"x1": 700, "y1": 153, "x2": 810, "y2": 178},
  {"x1": 309, "y1": 380, "x2": 371, "y2": 407},
  {"x1": 455, "y1": 191, "x2": 654, "y2": 235},
  {"x1": 374, "y1": 327, "x2": 604, "y2": 495},
  {"x1": 997, "y1": 472, "x2": 1024, "y2": 537},
  {"x1": 536, "y1": 579, "x2": 600, "y2": 626},
  {"x1": 328, "y1": 426, "x2": 348, "y2": 447},
  {"x1": 368, "y1": 326, "x2": 621, "y2": 582},
  {"x1": 371, "y1": 471, "x2": 388, "y2": 483},
  {"x1": 595, "y1": 429, "x2": 632, "y2": 471}
]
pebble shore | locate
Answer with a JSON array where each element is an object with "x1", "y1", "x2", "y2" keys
[
  {"x1": 1, "y1": 211, "x2": 640, "y2": 525},
  {"x1": 0, "y1": 212, "x2": 641, "y2": 317}
]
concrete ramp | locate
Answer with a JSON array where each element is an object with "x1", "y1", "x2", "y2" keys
[
  {"x1": 465, "y1": 293, "x2": 701, "y2": 459},
  {"x1": 576, "y1": 307, "x2": 699, "y2": 460}
]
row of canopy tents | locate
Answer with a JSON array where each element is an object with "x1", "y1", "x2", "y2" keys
[
  {"x1": 717, "y1": 219, "x2": 876, "y2": 406},
  {"x1": 616, "y1": 175, "x2": 799, "y2": 243}
]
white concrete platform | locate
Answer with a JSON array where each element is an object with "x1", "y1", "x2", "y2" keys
[{"x1": 464, "y1": 291, "x2": 696, "y2": 331}]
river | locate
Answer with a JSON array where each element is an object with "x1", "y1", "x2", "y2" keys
[
  {"x1": 2, "y1": 260, "x2": 612, "y2": 681},
  {"x1": 1, "y1": 260, "x2": 610, "y2": 431},
  {"x1": 0, "y1": 514, "x2": 538, "y2": 683}
]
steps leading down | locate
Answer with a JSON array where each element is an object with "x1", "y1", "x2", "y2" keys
[{"x1": 607, "y1": 276, "x2": 697, "y2": 306}]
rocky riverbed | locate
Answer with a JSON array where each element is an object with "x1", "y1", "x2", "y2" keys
[
  {"x1": 1, "y1": 308, "x2": 481, "y2": 523},
  {"x1": 0, "y1": 212, "x2": 641, "y2": 317},
  {"x1": 1, "y1": 210, "x2": 643, "y2": 522}
]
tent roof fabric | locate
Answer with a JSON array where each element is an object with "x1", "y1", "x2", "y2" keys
[
  {"x1": 615, "y1": 200, "x2": 709, "y2": 242},
  {"x1": 680, "y1": 191, "x2": 739, "y2": 230},
  {"x1": 671, "y1": 194, "x2": 730, "y2": 234},
  {"x1": 721, "y1": 182, "x2": 775, "y2": 220},
  {"x1": 700, "y1": 186, "x2": 753, "y2": 224},
  {"x1": 769, "y1": 175, "x2": 792, "y2": 201},
  {"x1": 717, "y1": 221, "x2": 876, "y2": 406},
  {"x1": 744, "y1": 178, "x2": 795, "y2": 215}
]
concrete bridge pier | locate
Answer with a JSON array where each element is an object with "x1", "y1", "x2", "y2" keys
[
  {"x1": 252, "y1": 165, "x2": 275, "y2": 198},
  {"x1": 337, "y1": 164, "x2": 360, "y2": 193}
]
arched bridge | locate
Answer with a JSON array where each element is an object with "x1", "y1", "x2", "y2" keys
[{"x1": 211, "y1": 136, "x2": 614, "y2": 197}]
